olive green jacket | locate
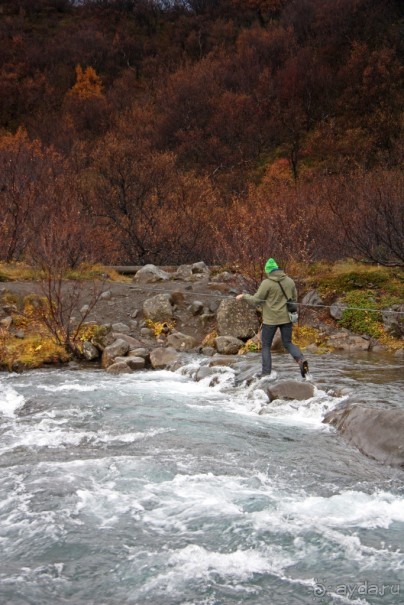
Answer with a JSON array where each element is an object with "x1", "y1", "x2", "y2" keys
[{"x1": 242, "y1": 270, "x2": 297, "y2": 325}]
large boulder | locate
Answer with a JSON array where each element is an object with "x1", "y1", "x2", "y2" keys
[
  {"x1": 330, "y1": 300, "x2": 348, "y2": 320},
  {"x1": 133, "y1": 264, "x2": 170, "y2": 283},
  {"x1": 101, "y1": 338, "x2": 130, "y2": 368},
  {"x1": 82, "y1": 341, "x2": 100, "y2": 361},
  {"x1": 327, "y1": 330, "x2": 370, "y2": 351},
  {"x1": 214, "y1": 335, "x2": 244, "y2": 355},
  {"x1": 216, "y1": 299, "x2": 259, "y2": 340},
  {"x1": 106, "y1": 361, "x2": 133, "y2": 374},
  {"x1": 114, "y1": 356, "x2": 146, "y2": 370},
  {"x1": 267, "y1": 380, "x2": 315, "y2": 401},
  {"x1": 112, "y1": 333, "x2": 143, "y2": 349},
  {"x1": 174, "y1": 262, "x2": 210, "y2": 281},
  {"x1": 149, "y1": 347, "x2": 181, "y2": 369},
  {"x1": 323, "y1": 404, "x2": 404, "y2": 467},
  {"x1": 166, "y1": 331, "x2": 198, "y2": 351},
  {"x1": 302, "y1": 289, "x2": 323, "y2": 308},
  {"x1": 143, "y1": 293, "x2": 173, "y2": 322},
  {"x1": 382, "y1": 304, "x2": 404, "y2": 337}
]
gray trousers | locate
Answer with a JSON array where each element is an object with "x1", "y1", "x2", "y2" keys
[{"x1": 261, "y1": 323, "x2": 303, "y2": 375}]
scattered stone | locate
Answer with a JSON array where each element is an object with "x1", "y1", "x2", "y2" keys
[
  {"x1": 302, "y1": 290, "x2": 323, "y2": 308},
  {"x1": 143, "y1": 293, "x2": 173, "y2": 322},
  {"x1": 140, "y1": 327, "x2": 154, "y2": 338},
  {"x1": 14, "y1": 330, "x2": 25, "y2": 339},
  {"x1": 382, "y1": 304, "x2": 404, "y2": 337},
  {"x1": 80, "y1": 304, "x2": 90, "y2": 315},
  {"x1": 199, "y1": 312, "x2": 216, "y2": 326},
  {"x1": 111, "y1": 333, "x2": 143, "y2": 349},
  {"x1": 216, "y1": 298, "x2": 259, "y2": 339},
  {"x1": 114, "y1": 356, "x2": 145, "y2": 370},
  {"x1": 131, "y1": 310, "x2": 139, "y2": 318},
  {"x1": 330, "y1": 301, "x2": 348, "y2": 320},
  {"x1": 101, "y1": 338, "x2": 130, "y2": 368},
  {"x1": 133, "y1": 264, "x2": 170, "y2": 283},
  {"x1": 166, "y1": 331, "x2": 198, "y2": 351},
  {"x1": 209, "y1": 354, "x2": 240, "y2": 366},
  {"x1": 201, "y1": 346, "x2": 215, "y2": 356},
  {"x1": 149, "y1": 347, "x2": 180, "y2": 369},
  {"x1": 0, "y1": 316, "x2": 12, "y2": 329},
  {"x1": 327, "y1": 330, "x2": 370, "y2": 351},
  {"x1": 100, "y1": 290, "x2": 112, "y2": 300},
  {"x1": 128, "y1": 348, "x2": 149, "y2": 359},
  {"x1": 106, "y1": 361, "x2": 133, "y2": 374},
  {"x1": 112, "y1": 322, "x2": 131, "y2": 334},
  {"x1": 91, "y1": 324, "x2": 113, "y2": 351},
  {"x1": 189, "y1": 301, "x2": 204, "y2": 315},
  {"x1": 82, "y1": 341, "x2": 100, "y2": 361},
  {"x1": 214, "y1": 335, "x2": 244, "y2": 355},
  {"x1": 267, "y1": 380, "x2": 315, "y2": 401}
]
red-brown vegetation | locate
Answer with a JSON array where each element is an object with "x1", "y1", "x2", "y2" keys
[{"x1": 0, "y1": 0, "x2": 402, "y2": 268}]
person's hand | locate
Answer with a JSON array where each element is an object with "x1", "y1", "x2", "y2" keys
[{"x1": 236, "y1": 294, "x2": 244, "y2": 300}]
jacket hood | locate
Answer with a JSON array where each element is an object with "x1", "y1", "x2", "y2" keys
[{"x1": 266, "y1": 270, "x2": 286, "y2": 282}]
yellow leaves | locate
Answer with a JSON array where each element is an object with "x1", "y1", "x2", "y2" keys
[
  {"x1": 68, "y1": 65, "x2": 104, "y2": 100},
  {"x1": 145, "y1": 319, "x2": 175, "y2": 337}
]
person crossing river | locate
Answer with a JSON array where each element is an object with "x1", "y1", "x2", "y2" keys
[{"x1": 236, "y1": 258, "x2": 309, "y2": 379}]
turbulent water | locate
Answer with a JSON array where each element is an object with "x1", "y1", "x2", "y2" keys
[{"x1": 0, "y1": 351, "x2": 403, "y2": 605}]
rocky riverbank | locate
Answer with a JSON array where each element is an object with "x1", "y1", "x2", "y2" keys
[
  {"x1": 1, "y1": 262, "x2": 404, "y2": 467},
  {"x1": 1, "y1": 262, "x2": 403, "y2": 374}
]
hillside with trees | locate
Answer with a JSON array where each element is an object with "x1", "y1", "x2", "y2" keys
[{"x1": 0, "y1": 0, "x2": 402, "y2": 272}]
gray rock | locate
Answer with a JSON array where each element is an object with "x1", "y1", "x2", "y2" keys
[
  {"x1": 327, "y1": 330, "x2": 370, "y2": 351},
  {"x1": 140, "y1": 327, "x2": 154, "y2": 338},
  {"x1": 100, "y1": 290, "x2": 112, "y2": 300},
  {"x1": 106, "y1": 361, "x2": 133, "y2": 374},
  {"x1": 91, "y1": 325, "x2": 113, "y2": 351},
  {"x1": 112, "y1": 333, "x2": 143, "y2": 349},
  {"x1": 216, "y1": 299, "x2": 259, "y2": 339},
  {"x1": 149, "y1": 347, "x2": 180, "y2": 369},
  {"x1": 267, "y1": 380, "x2": 315, "y2": 401},
  {"x1": 14, "y1": 330, "x2": 25, "y2": 339},
  {"x1": 382, "y1": 304, "x2": 404, "y2": 337},
  {"x1": 214, "y1": 335, "x2": 244, "y2": 355},
  {"x1": 80, "y1": 304, "x2": 90, "y2": 315},
  {"x1": 302, "y1": 289, "x2": 323, "y2": 308},
  {"x1": 174, "y1": 262, "x2": 210, "y2": 281},
  {"x1": 131, "y1": 310, "x2": 139, "y2": 318},
  {"x1": 112, "y1": 322, "x2": 131, "y2": 334},
  {"x1": 199, "y1": 313, "x2": 216, "y2": 327},
  {"x1": 128, "y1": 348, "x2": 149, "y2": 359},
  {"x1": 114, "y1": 356, "x2": 145, "y2": 370},
  {"x1": 201, "y1": 346, "x2": 215, "y2": 356},
  {"x1": 330, "y1": 301, "x2": 348, "y2": 320},
  {"x1": 82, "y1": 341, "x2": 100, "y2": 361},
  {"x1": 0, "y1": 316, "x2": 12, "y2": 329},
  {"x1": 209, "y1": 354, "x2": 240, "y2": 366},
  {"x1": 323, "y1": 404, "x2": 404, "y2": 467},
  {"x1": 166, "y1": 331, "x2": 198, "y2": 351},
  {"x1": 189, "y1": 301, "x2": 204, "y2": 316},
  {"x1": 133, "y1": 264, "x2": 170, "y2": 283},
  {"x1": 143, "y1": 293, "x2": 173, "y2": 322},
  {"x1": 101, "y1": 339, "x2": 130, "y2": 368}
]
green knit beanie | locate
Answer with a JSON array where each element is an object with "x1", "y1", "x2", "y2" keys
[{"x1": 264, "y1": 258, "x2": 279, "y2": 273}]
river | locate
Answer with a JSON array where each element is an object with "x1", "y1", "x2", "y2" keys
[{"x1": 0, "y1": 351, "x2": 403, "y2": 605}]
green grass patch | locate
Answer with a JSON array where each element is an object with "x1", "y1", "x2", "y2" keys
[{"x1": 338, "y1": 290, "x2": 383, "y2": 338}]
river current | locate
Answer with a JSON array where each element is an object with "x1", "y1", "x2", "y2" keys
[{"x1": 0, "y1": 351, "x2": 403, "y2": 605}]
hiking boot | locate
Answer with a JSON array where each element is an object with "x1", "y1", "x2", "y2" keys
[{"x1": 299, "y1": 360, "x2": 309, "y2": 379}]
